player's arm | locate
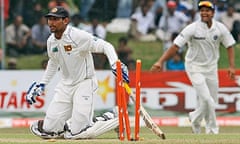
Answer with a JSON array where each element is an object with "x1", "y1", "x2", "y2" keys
[
  {"x1": 90, "y1": 37, "x2": 118, "y2": 65},
  {"x1": 40, "y1": 58, "x2": 59, "y2": 84},
  {"x1": 26, "y1": 40, "x2": 58, "y2": 105},
  {"x1": 26, "y1": 58, "x2": 58, "y2": 105},
  {"x1": 151, "y1": 23, "x2": 195, "y2": 72},
  {"x1": 150, "y1": 44, "x2": 179, "y2": 72},
  {"x1": 90, "y1": 36, "x2": 129, "y2": 83},
  {"x1": 227, "y1": 46, "x2": 235, "y2": 80},
  {"x1": 40, "y1": 39, "x2": 59, "y2": 85},
  {"x1": 220, "y1": 23, "x2": 236, "y2": 80}
]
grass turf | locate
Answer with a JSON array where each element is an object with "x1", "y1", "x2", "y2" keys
[{"x1": 0, "y1": 126, "x2": 240, "y2": 144}]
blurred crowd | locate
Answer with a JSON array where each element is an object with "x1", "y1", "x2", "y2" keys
[{"x1": 1, "y1": 0, "x2": 240, "y2": 70}]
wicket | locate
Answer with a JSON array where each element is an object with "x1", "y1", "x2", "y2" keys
[
  {"x1": 135, "y1": 60, "x2": 141, "y2": 141},
  {"x1": 116, "y1": 60, "x2": 141, "y2": 141}
]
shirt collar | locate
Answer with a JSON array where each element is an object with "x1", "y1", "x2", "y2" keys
[
  {"x1": 62, "y1": 25, "x2": 71, "y2": 37},
  {"x1": 199, "y1": 19, "x2": 216, "y2": 29},
  {"x1": 53, "y1": 25, "x2": 71, "y2": 40}
]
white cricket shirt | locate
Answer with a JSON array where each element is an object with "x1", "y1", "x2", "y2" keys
[
  {"x1": 174, "y1": 19, "x2": 236, "y2": 72},
  {"x1": 131, "y1": 10, "x2": 155, "y2": 35},
  {"x1": 41, "y1": 25, "x2": 118, "y2": 85}
]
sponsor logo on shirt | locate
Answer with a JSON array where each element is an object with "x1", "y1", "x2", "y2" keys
[
  {"x1": 64, "y1": 45, "x2": 72, "y2": 52},
  {"x1": 193, "y1": 36, "x2": 206, "y2": 40}
]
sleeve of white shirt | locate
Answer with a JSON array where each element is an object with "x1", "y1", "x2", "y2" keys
[
  {"x1": 78, "y1": 31, "x2": 118, "y2": 66},
  {"x1": 173, "y1": 23, "x2": 195, "y2": 47},
  {"x1": 40, "y1": 40, "x2": 59, "y2": 85},
  {"x1": 5, "y1": 27, "x2": 15, "y2": 43},
  {"x1": 91, "y1": 37, "x2": 118, "y2": 66},
  {"x1": 97, "y1": 26, "x2": 106, "y2": 40},
  {"x1": 131, "y1": 13, "x2": 138, "y2": 20},
  {"x1": 149, "y1": 13, "x2": 156, "y2": 29},
  {"x1": 219, "y1": 23, "x2": 236, "y2": 48},
  {"x1": 22, "y1": 24, "x2": 30, "y2": 33}
]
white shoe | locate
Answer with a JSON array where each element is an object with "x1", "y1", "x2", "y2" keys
[
  {"x1": 93, "y1": 109, "x2": 117, "y2": 122},
  {"x1": 206, "y1": 127, "x2": 219, "y2": 134},
  {"x1": 30, "y1": 120, "x2": 64, "y2": 139},
  {"x1": 191, "y1": 123, "x2": 201, "y2": 134}
]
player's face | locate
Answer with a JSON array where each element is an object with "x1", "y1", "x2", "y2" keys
[
  {"x1": 47, "y1": 17, "x2": 68, "y2": 33},
  {"x1": 199, "y1": 7, "x2": 214, "y2": 23}
]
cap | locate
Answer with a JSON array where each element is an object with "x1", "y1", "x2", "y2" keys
[
  {"x1": 45, "y1": 6, "x2": 69, "y2": 18},
  {"x1": 167, "y1": 0, "x2": 177, "y2": 8},
  {"x1": 198, "y1": 1, "x2": 215, "y2": 10}
]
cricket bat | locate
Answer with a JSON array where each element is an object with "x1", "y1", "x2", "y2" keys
[{"x1": 123, "y1": 83, "x2": 166, "y2": 139}]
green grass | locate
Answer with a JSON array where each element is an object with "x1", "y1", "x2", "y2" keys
[
  {"x1": 4, "y1": 33, "x2": 240, "y2": 70},
  {"x1": 0, "y1": 126, "x2": 240, "y2": 144}
]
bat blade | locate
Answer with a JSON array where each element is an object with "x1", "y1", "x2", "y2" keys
[
  {"x1": 140, "y1": 105, "x2": 166, "y2": 139},
  {"x1": 124, "y1": 83, "x2": 166, "y2": 139}
]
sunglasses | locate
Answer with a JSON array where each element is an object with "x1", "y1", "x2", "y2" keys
[{"x1": 198, "y1": 1, "x2": 214, "y2": 9}]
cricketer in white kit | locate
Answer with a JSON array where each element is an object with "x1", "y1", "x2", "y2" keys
[
  {"x1": 26, "y1": 6, "x2": 129, "y2": 139},
  {"x1": 151, "y1": 0, "x2": 235, "y2": 134}
]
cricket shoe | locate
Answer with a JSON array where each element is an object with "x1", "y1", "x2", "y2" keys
[
  {"x1": 205, "y1": 127, "x2": 219, "y2": 134},
  {"x1": 92, "y1": 108, "x2": 120, "y2": 138},
  {"x1": 93, "y1": 109, "x2": 117, "y2": 122},
  {"x1": 30, "y1": 120, "x2": 64, "y2": 139},
  {"x1": 188, "y1": 112, "x2": 201, "y2": 134}
]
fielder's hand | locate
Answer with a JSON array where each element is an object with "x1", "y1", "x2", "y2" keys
[
  {"x1": 112, "y1": 61, "x2": 130, "y2": 83},
  {"x1": 150, "y1": 62, "x2": 163, "y2": 72},
  {"x1": 26, "y1": 82, "x2": 45, "y2": 105},
  {"x1": 228, "y1": 67, "x2": 235, "y2": 80}
]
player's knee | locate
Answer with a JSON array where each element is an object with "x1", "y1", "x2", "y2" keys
[{"x1": 191, "y1": 73, "x2": 205, "y2": 85}]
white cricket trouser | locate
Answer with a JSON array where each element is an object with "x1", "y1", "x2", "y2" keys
[
  {"x1": 186, "y1": 70, "x2": 219, "y2": 133},
  {"x1": 43, "y1": 77, "x2": 98, "y2": 134}
]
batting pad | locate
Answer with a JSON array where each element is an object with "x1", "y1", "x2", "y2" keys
[{"x1": 64, "y1": 117, "x2": 119, "y2": 139}]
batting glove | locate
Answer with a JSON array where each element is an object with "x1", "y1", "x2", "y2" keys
[
  {"x1": 112, "y1": 62, "x2": 130, "y2": 83},
  {"x1": 26, "y1": 82, "x2": 45, "y2": 105}
]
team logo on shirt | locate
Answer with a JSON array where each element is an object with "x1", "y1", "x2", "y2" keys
[
  {"x1": 64, "y1": 45, "x2": 72, "y2": 52},
  {"x1": 213, "y1": 35, "x2": 218, "y2": 40},
  {"x1": 52, "y1": 47, "x2": 58, "y2": 52}
]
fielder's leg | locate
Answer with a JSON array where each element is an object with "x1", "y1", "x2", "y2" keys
[
  {"x1": 204, "y1": 72, "x2": 219, "y2": 134},
  {"x1": 188, "y1": 73, "x2": 216, "y2": 134},
  {"x1": 189, "y1": 96, "x2": 206, "y2": 134}
]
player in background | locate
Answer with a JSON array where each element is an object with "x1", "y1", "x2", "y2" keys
[
  {"x1": 26, "y1": 6, "x2": 129, "y2": 139},
  {"x1": 150, "y1": 0, "x2": 235, "y2": 134}
]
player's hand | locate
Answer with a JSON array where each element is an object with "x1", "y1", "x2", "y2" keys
[
  {"x1": 26, "y1": 82, "x2": 45, "y2": 105},
  {"x1": 112, "y1": 62, "x2": 130, "y2": 83},
  {"x1": 150, "y1": 62, "x2": 163, "y2": 72},
  {"x1": 228, "y1": 67, "x2": 235, "y2": 80}
]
